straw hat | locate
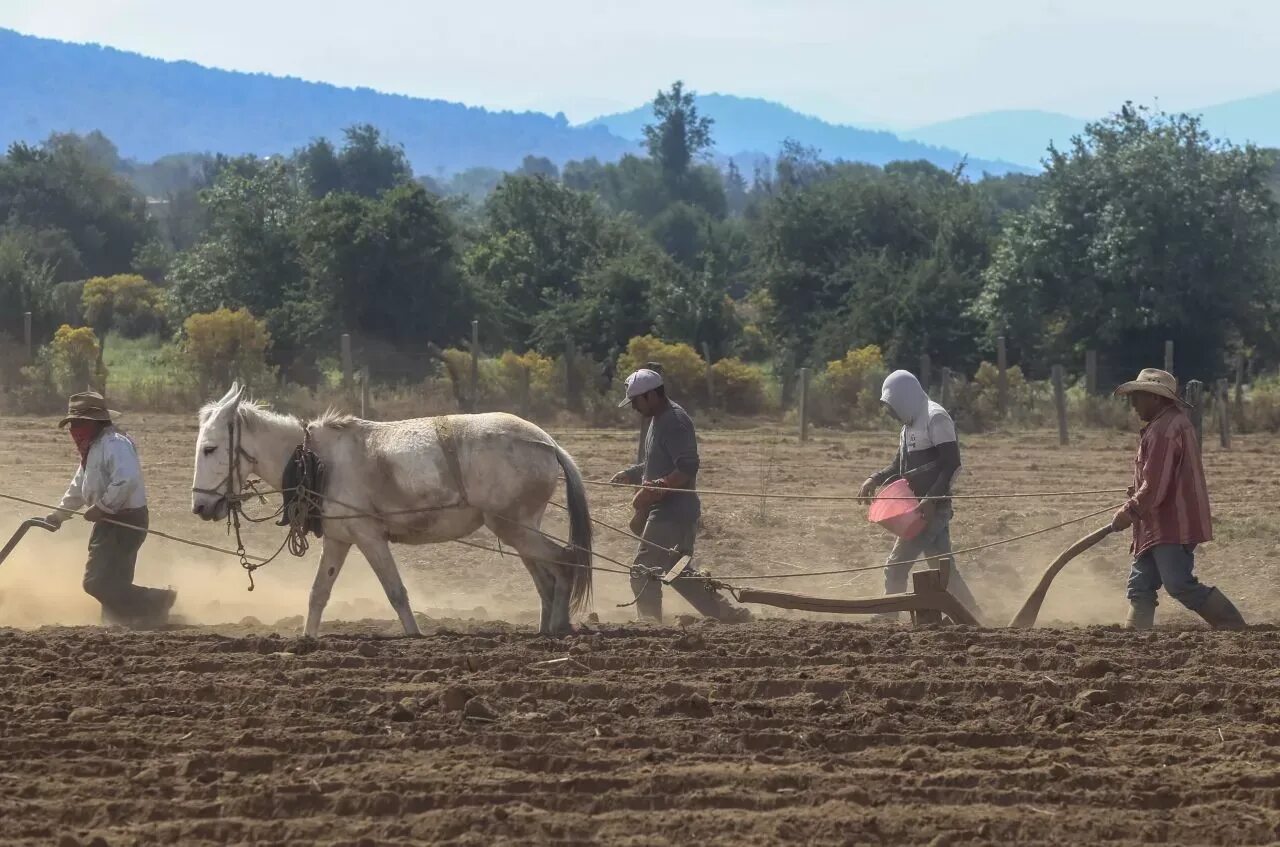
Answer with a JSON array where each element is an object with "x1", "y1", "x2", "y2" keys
[
  {"x1": 1113, "y1": 368, "x2": 1189, "y2": 407},
  {"x1": 58, "y1": 391, "x2": 120, "y2": 428}
]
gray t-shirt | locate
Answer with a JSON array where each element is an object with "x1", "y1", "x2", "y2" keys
[{"x1": 631, "y1": 402, "x2": 701, "y2": 522}]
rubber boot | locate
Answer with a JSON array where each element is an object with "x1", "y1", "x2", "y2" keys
[
  {"x1": 629, "y1": 570, "x2": 663, "y2": 622},
  {"x1": 1196, "y1": 587, "x2": 1246, "y2": 630},
  {"x1": 1126, "y1": 598, "x2": 1156, "y2": 630},
  {"x1": 671, "y1": 576, "x2": 752, "y2": 623}
]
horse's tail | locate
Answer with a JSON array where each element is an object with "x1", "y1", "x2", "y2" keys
[{"x1": 551, "y1": 440, "x2": 594, "y2": 614}]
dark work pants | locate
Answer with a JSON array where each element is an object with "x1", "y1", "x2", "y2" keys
[
  {"x1": 83, "y1": 508, "x2": 171, "y2": 625},
  {"x1": 629, "y1": 510, "x2": 739, "y2": 621}
]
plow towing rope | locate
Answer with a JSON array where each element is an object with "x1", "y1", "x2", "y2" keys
[{"x1": 0, "y1": 488, "x2": 1129, "y2": 602}]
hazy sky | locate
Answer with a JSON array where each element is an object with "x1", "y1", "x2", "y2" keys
[{"x1": 3, "y1": 0, "x2": 1279, "y2": 128}]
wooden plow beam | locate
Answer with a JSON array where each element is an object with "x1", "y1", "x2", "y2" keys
[
  {"x1": 737, "y1": 569, "x2": 983, "y2": 628},
  {"x1": 735, "y1": 524, "x2": 1117, "y2": 629}
]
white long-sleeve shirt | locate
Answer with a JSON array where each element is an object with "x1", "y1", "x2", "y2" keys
[{"x1": 57, "y1": 427, "x2": 148, "y2": 515}]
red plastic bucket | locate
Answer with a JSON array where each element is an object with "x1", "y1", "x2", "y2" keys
[{"x1": 868, "y1": 478, "x2": 926, "y2": 540}]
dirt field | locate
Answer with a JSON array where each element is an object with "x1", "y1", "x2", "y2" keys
[{"x1": 3, "y1": 412, "x2": 1280, "y2": 845}]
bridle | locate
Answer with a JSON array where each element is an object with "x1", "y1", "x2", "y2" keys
[
  {"x1": 191, "y1": 417, "x2": 259, "y2": 507},
  {"x1": 191, "y1": 416, "x2": 274, "y2": 589}
]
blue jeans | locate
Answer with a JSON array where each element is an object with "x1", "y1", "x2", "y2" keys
[
  {"x1": 1126, "y1": 544, "x2": 1213, "y2": 611},
  {"x1": 884, "y1": 506, "x2": 980, "y2": 616}
]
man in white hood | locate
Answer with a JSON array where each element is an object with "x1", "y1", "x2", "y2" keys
[{"x1": 858, "y1": 370, "x2": 980, "y2": 617}]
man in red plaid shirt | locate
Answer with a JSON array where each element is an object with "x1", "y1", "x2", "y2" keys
[{"x1": 1112, "y1": 369, "x2": 1245, "y2": 630}]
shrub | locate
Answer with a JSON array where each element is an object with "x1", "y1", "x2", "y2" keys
[
  {"x1": 616, "y1": 335, "x2": 707, "y2": 404},
  {"x1": 182, "y1": 308, "x2": 274, "y2": 395},
  {"x1": 82, "y1": 274, "x2": 165, "y2": 338},
  {"x1": 734, "y1": 323, "x2": 772, "y2": 363},
  {"x1": 711, "y1": 357, "x2": 770, "y2": 415},
  {"x1": 810, "y1": 345, "x2": 889, "y2": 427},
  {"x1": 17, "y1": 325, "x2": 109, "y2": 410}
]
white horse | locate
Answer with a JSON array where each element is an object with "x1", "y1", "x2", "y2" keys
[{"x1": 189, "y1": 383, "x2": 593, "y2": 637}]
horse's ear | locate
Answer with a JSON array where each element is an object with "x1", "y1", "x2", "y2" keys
[
  {"x1": 216, "y1": 383, "x2": 239, "y2": 406},
  {"x1": 227, "y1": 383, "x2": 246, "y2": 410}
]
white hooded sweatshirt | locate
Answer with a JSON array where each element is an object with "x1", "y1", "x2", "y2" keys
[{"x1": 872, "y1": 370, "x2": 961, "y2": 497}]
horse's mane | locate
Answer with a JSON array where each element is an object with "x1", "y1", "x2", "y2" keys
[
  {"x1": 311, "y1": 408, "x2": 357, "y2": 430},
  {"x1": 199, "y1": 396, "x2": 357, "y2": 433}
]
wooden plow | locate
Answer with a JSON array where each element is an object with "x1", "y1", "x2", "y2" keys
[{"x1": 736, "y1": 524, "x2": 1116, "y2": 629}]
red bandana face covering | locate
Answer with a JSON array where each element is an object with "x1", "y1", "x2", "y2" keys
[{"x1": 69, "y1": 421, "x2": 103, "y2": 467}]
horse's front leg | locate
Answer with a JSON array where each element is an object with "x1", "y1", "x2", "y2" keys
[
  {"x1": 354, "y1": 534, "x2": 422, "y2": 636},
  {"x1": 306, "y1": 539, "x2": 352, "y2": 638}
]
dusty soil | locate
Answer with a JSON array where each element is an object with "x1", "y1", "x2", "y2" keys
[{"x1": 2, "y1": 413, "x2": 1280, "y2": 844}]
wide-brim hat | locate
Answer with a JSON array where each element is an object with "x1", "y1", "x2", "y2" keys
[
  {"x1": 58, "y1": 391, "x2": 120, "y2": 428},
  {"x1": 1114, "y1": 368, "x2": 1189, "y2": 407}
]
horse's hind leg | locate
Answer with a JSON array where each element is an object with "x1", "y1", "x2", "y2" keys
[
  {"x1": 354, "y1": 535, "x2": 422, "y2": 636},
  {"x1": 519, "y1": 554, "x2": 555, "y2": 635},
  {"x1": 485, "y1": 514, "x2": 573, "y2": 635},
  {"x1": 306, "y1": 539, "x2": 352, "y2": 638}
]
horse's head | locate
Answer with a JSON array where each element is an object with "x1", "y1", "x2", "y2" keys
[{"x1": 191, "y1": 382, "x2": 247, "y2": 521}]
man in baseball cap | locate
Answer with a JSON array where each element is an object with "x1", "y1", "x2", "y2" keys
[
  {"x1": 611, "y1": 368, "x2": 750, "y2": 623},
  {"x1": 1111, "y1": 369, "x2": 1243, "y2": 629}
]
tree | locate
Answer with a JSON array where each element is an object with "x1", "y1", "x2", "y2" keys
[
  {"x1": 977, "y1": 104, "x2": 1280, "y2": 378},
  {"x1": 82, "y1": 274, "x2": 165, "y2": 338},
  {"x1": 517, "y1": 155, "x2": 559, "y2": 180},
  {"x1": 302, "y1": 182, "x2": 472, "y2": 350},
  {"x1": 643, "y1": 81, "x2": 715, "y2": 200},
  {"x1": 167, "y1": 157, "x2": 305, "y2": 325},
  {"x1": 0, "y1": 136, "x2": 153, "y2": 281},
  {"x1": 466, "y1": 175, "x2": 608, "y2": 349},
  {"x1": 295, "y1": 125, "x2": 412, "y2": 199}
]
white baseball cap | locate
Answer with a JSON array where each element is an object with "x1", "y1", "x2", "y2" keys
[{"x1": 618, "y1": 368, "x2": 664, "y2": 406}]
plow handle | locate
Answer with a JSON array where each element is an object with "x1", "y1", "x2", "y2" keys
[{"x1": 0, "y1": 518, "x2": 58, "y2": 568}]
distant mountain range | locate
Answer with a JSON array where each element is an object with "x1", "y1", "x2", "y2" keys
[
  {"x1": 0, "y1": 28, "x2": 1025, "y2": 178},
  {"x1": 0, "y1": 28, "x2": 633, "y2": 175},
  {"x1": 4, "y1": 27, "x2": 1278, "y2": 179},
  {"x1": 585, "y1": 94, "x2": 1027, "y2": 176},
  {"x1": 902, "y1": 94, "x2": 1280, "y2": 169}
]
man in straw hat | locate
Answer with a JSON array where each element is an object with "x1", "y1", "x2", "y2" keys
[
  {"x1": 1112, "y1": 369, "x2": 1244, "y2": 629},
  {"x1": 610, "y1": 368, "x2": 751, "y2": 623},
  {"x1": 44, "y1": 392, "x2": 176, "y2": 627}
]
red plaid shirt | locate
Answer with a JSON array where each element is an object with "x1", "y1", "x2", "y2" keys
[{"x1": 1122, "y1": 405, "x2": 1212, "y2": 557}]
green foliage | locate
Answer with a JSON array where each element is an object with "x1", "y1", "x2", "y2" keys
[
  {"x1": 181, "y1": 308, "x2": 274, "y2": 394},
  {"x1": 82, "y1": 274, "x2": 165, "y2": 337},
  {"x1": 616, "y1": 335, "x2": 707, "y2": 403},
  {"x1": 644, "y1": 81, "x2": 715, "y2": 197},
  {"x1": 711, "y1": 357, "x2": 769, "y2": 414},
  {"x1": 297, "y1": 125, "x2": 412, "y2": 199},
  {"x1": 810, "y1": 345, "x2": 889, "y2": 426},
  {"x1": 24, "y1": 324, "x2": 108, "y2": 398},
  {"x1": 977, "y1": 105, "x2": 1280, "y2": 380},
  {"x1": 0, "y1": 135, "x2": 153, "y2": 282}
]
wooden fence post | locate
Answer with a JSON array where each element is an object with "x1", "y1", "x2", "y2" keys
[
  {"x1": 520, "y1": 364, "x2": 532, "y2": 419},
  {"x1": 920, "y1": 354, "x2": 931, "y2": 393},
  {"x1": 911, "y1": 570, "x2": 943, "y2": 626},
  {"x1": 940, "y1": 367, "x2": 952, "y2": 407},
  {"x1": 468, "y1": 320, "x2": 480, "y2": 413},
  {"x1": 23, "y1": 311, "x2": 32, "y2": 363},
  {"x1": 340, "y1": 333, "x2": 353, "y2": 395},
  {"x1": 701, "y1": 342, "x2": 715, "y2": 407},
  {"x1": 1185, "y1": 379, "x2": 1205, "y2": 449},
  {"x1": 1235, "y1": 354, "x2": 1246, "y2": 432},
  {"x1": 1164, "y1": 340, "x2": 1174, "y2": 374},
  {"x1": 360, "y1": 365, "x2": 370, "y2": 418},
  {"x1": 1085, "y1": 350, "x2": 1097, "y2": 395},
  {"x1": 564, "y1": 335, "x2": 580, "y2": 413},
  {"x1": 996, "y1": 336, "x2": 1008, "y2": 418},
  {"x1": 1052, "y1": 365, "x2": 1069, "y2": 446},
  {"x1": 1217, "y1": 378, "x2": 1232, "y2": 450},
  {"x1": 799, "y1": 367, "x2": 810, "y2": 443}
]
